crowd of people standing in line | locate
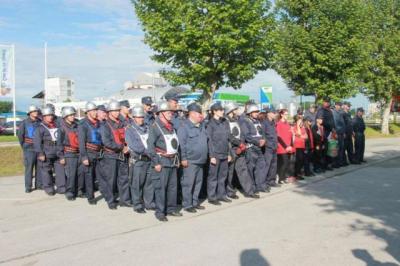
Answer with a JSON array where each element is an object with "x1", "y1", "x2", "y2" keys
[{"x1": 17, "y1": 95, "x2": 366, "y2": 221}]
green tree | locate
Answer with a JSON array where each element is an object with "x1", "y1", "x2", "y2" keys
[
  {"x1": 272, "y1": 0, "x2": 368, "y2": 103},
  {"x1": 359, "y1": 0, "x2": 400, "y2": 135},
  {"x1": 132, "y1": 0, "x2": 275, "y2": 106},
  {"x1": 0, "y1": 101, "x2": 12, "y2": 113}
]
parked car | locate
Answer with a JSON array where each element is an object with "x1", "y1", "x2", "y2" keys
[{"x1": 1, "y1": 121, "x2": 22, "y2": 135}]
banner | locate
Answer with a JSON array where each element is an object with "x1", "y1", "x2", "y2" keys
[
  {"x1": 260, "y1": 85, "x2": 272, "y2": 105},
  {"x1": 0, "y1": 45, "x2": 14, "y2": 97}
]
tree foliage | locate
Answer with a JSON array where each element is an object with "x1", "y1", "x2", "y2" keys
[
  {"x1": 132, "y1": 0, "x2": 275, "y2": 102},
  {"x1": 0, "y1": 101, "x2": 12, "y2": 114},
  {"x1": 272, "y1": 0, "x2": 368, "y2": 102}
]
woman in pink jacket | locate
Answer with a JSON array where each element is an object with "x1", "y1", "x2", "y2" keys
[{"x1": 276, "y1": 109, "x2": 294, "y2": 184}]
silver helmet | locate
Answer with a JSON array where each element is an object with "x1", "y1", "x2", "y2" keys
[
  {"x1": 224, "y1": 102, "x2": 238, "y2": 115},
  {"x1": 107, "y1": 100, "x2": 121, "y2": 111},
  {"x1": 41, "y1": 106, "x2": 55, "y2": 116},
  {"x1": 45, "y1": 103, "x2": 55, "y2": 112},
  {"x1": 246, "y1": 104, "x2": 260, "y2": 114},
  {"x1": 85, "y1": 102, "x2": 97, "y2": 112},
  {"x1": 28, "y1": 105, "x2": 40, "y2": 114},
  {"x1": 131, "y1": 105, "x2": 145, "y2": 117},
  {"x1": 62, "y1": 106, "x2": 76, "y2": 118},
  {"x1": 156, "y1": 101, "x2": 173, "y2": 113}
]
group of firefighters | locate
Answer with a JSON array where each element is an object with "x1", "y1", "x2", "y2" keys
[{"x1": 18, "y1": 94, "x2": 366, "y2": 221}]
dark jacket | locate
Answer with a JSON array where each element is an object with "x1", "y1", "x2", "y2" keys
[
  {"x1": 352, "y1": 116, "x2": 366, "y2": 134},
  {"x1": 316, "y1": 107, "x2": 335, "y2": 133},
  {"x1": 126, "y1": 121, "x2": 149, "y2": 158},
  {"x1": 57, "y1": 120, "x2": 80, "y2": 159},
  {"x1": 99, "y1": 118, "x2": 126, "y2": 159},
  {"x1": 144, "y1": 111, "x2": 155, "y2": 127},
  {"x1": 262, "y1": 119, "x2": 277, "y2": 151},
  {"x1": 18, "y1": 117, "x2": 41, "y2": 151},
  {"x1": 177, "y1": 119, "x2": 208, "y2": 164},
  {"x1": 33, "y1": 121, "x2": 60, "y2": 159},
  {"x1": 240, "y1": 116, "x2": 266, "y2": 153},
  {"x1": 78, "y1": 117, "x2": 102, "y2": 162},
  {"x1": 206, "y1": 117, "x2": 231, "y2": 159},
  {"x1": 312, "y1": 124, "x2": 325, "y2": 150},
  {"x1": 343, "y1": 112, "x2": 353, "y2": 135},
  {"x1": 332, "y1": 109, "x2": 345, "y2": 134},
  {"x1": 147, "y1": 117, "x2": 179, "y2": 167}
]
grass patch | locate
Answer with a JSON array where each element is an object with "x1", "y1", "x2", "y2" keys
[
  {"x1": 0, "y1": 146, "x2": 24, "y2": 177},
  {"x1": 365, "y1": 124, "x2": 400, "y2": 138},
  {"x1": 0, "y1": 135, "x2": 18, "y2": 142}
]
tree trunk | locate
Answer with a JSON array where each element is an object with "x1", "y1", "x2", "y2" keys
[
  {"x1": 381, "y1": 97, "x2": 393, "y2": 135},
  {"x1": 199, "y1": 83, "x2": 217, "y2": 113}
]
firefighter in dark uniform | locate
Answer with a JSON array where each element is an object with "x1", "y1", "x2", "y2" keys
[
  {"x1": 57, "y1": 107, "x2": 80, "y2": 201},
  {"x1": 34, "y1": 106, "x2": 66, "y2": 195},
  {"x1": 332, "y1": 101, "x2": 346, "y2": 167},
  {"x1": 342, "y1": 101, "x2": 356, "y2": 164},
  {"x1": 316, "y1": 98, "x2": 335, "y2": 170},
  {"x1": 99, "y1": 100, "x2": 131, "y2": 209},
  {"x1": 18, "y1": 105, "x2": 41, "y2": 192},
  {"x1": 119, "y1": 100, "x2": 133, "y2": 126},
  {"x1": 126, "y1": 105, "x2": 155, "y2": 213},
  {"x1": 147, "y1": 101, "x2": 182, "y2": 221},
  {"x1": 165, "y1": 93, "x2": 181, "y2": 130},
  {"x1": 78, "y1": 102, "x2": 101, "y2": 205},
  {"x1": 353, "y1": 107, "x2": 366, "y2": 163},
  {"x1": 142, "y1": 96, "x2": 155, "y2": 126},
  {"x1": 261, "y1": 106, "x2": 279, "y2": 187},
  {"x1": 206, "y1": 102, "x2": 232, "y2": 204},
  {"x1": 241, "y1": 104, "x2": 269, "y2": 193},
  {"x1": 224, "y1": 102, "x2": 259, "y2": 198},
  {"x1": 97, "y1": 104, "x2": 108, "y2": 122},
  {"x1": 177, "y1": 102, "x2": 208, "y2": 213}
]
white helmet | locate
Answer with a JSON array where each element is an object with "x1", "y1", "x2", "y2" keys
[
  {"x1": 131, "y1": 106, "x2": 145, "y2": 117},
  {"x1": 62, "y1": 106, "x2": 76, "y2": 118},
  {"x1": 41, "y1": 106, "x2": 55, "y2": 116},
  {"x1": 28, "y1": 105, "x2": 40, "y2": 114},
  {"x1": 246, "y1": 104, "x2": 259, "y2": 114},
  {"x1": 85, "y1": 102, "x2": 97, "y2": 112},
  {"x1": 224, "y1": 102, "x2": 238, "y2": 115},
  {"x1": 156, "y1": 101, "x2": 173, "y2": 113},
  {"x1": 107, "y1": 100, "x2": 121, "y2": 111}
]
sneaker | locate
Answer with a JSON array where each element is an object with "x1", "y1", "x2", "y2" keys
[{"x1": 184, "y1": 207, "x2": 197, "y2": 213}]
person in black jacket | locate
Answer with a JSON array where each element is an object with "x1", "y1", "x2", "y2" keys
[
  {"x1": 316, "y1": 98, "x2": 335, "y2": 170},
  {"x1": 78, "y1": 102, "x2": 101, "y2": 205},
  {"x1": 18, "y1": 105, "x2": 41, "y2": 192},
  {"x1": 342, "y1": 102, "x2": 356, "y2": 164},
  {"x1": 353, "y1": 107, "x2": 366, "y2": 163},
  {"x1": 261, "y1": 106, "x2": 279, "y2": 187},
  {"x1": 206, "y1": 102, "x2": 232, "y2": 205},
  {"x1": 312, "y1": 114, "x2": 326, "y2": 173}
]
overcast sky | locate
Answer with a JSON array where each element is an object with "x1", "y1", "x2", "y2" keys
[{"x1": 0, "y1": 0, "x2": 368, "y2": 111}]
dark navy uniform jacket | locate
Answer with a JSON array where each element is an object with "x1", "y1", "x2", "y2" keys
[
  {"x1": 316, "y1": 107, "x2": 335, "y2": 133},
  {"x1": 18, "y1": 117, "x2": 41, "y2": 151},
  {"x1": 262, "y1": 119, "x2": 278, "y2": 151},
  {"x1": 177, "y1": 119, "x2": 208, "y2": 165},
  {"x1": 206, "y1": 117, "x2": 231, "y2": 160},
  {"x1": 147, "y1": 117, "x2": 179, "y2": 167},
  {"x1": 78, "y1": 117, "x2": 102, "y2": 162},
  {"x1": 126, "y1": 121, "x2": 149, "y2": 158},
  {"x1": 57, "y1": 120, "x2": 79, "y2": 159},
  {"x1": 343, "y1": 112, "x2": 353, "y2": 135},
  {"x1": 99, "y1": 118, "x2": 125, "y2": 159},
  {"x1": 240, "y1": 116, "x2": 266, "y2": 153},
  {"x1": 333, "y1": 109, "x2": 345, "y2": 134},
  {"x1": 33, "y1": 121, "x2": 60, "y2": 159},
  {"x1": 352, "y1": 116, "x2": 366, "y2": 134},
  {"x1": 144, "y1": 111, "x2": 155, "y2": 127}
]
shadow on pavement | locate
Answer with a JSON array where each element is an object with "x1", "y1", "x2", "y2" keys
[
  {"x1": 240, "y1": 249, "x2": 270, "y2": 266},
  {"x1": 294, "y1": 155, "x2": 400, "y2": 265}
]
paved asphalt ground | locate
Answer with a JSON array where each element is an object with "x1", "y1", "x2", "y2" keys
[{"x1": 1, "y1": 138, "x2": 399, "y2": 266}]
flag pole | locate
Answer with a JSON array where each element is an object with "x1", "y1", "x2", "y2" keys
[
  {"x1": 44, "y1": 42, "x2": 47, "y2": 105},
  {"x1": 12, "y1": 44, "x2": 16, "y2": 137}
]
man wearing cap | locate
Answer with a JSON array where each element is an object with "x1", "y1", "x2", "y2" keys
[
  {"x1": 147, "y1": 101, "x2": 182, "y2": 221},
  {"x1": 316, "y1": 98, "x2": 335, "y2": 170},
  {"x1": 262, "y1": 106, "x2": 279, "y2": 187},
  {"x1": 97, "y1": 104, "x2": 108, "y2": 122},
  {"x1": 142, "y1": 96, "x2": 155, "y2": 126},
  {"x1": 353, "y1": 107, "x2": 366, "y2": 163},
  {"x1": 57, "y1": 107, "x2": 80, "y2": 201},
  {"x1": 332, "y1": 101, "x2": 346, "y2": 167},
  {"x1": 99, "y1": 100, "x2": 131, "y2": 209},
  {"x1": 34, "y1": 106, "x2": 65, "y2": 196},
  {"x1": 18, "y1": 105, "x2": 42, "y2": 192},
  {"x1": 126, "y1": 105, "x2": 155, "y2": 213},
  {"x1": 165, "y1": 93, "x2": 181, "y2": 130},
  {"x1": 342, "y1": 102, "x2": 356, "y2": 164},
  {"x1": 225, "y1": 102, "x2": 259, "y2": 198},
  {"x1": 241, "y1": 104, "x2": 269, "y2": 193},
  {"x1": 78, "y1": 102, "x2": 101, "y2": 205},
  {"x1": 119, "y1": 100, "x2": 133, "y2": 126},
  {"x1": 177, "y1": 102, "x2": 208, "y2": 213}
]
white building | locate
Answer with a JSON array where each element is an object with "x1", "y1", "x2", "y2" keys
[{"x1": 45, "y1": 77, "x2": 75, "y2": 103}]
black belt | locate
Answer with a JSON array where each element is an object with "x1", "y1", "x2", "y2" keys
[
  {"x1": 133, "y1": 154, "x2": 151, "y2": 162},
  {"x1": 44, "y1": 140, "x2": 57, "y2": 146}
]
